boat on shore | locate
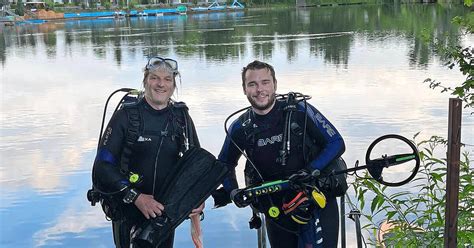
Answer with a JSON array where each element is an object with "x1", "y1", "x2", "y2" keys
[
  {"x1": 190, "y1": 1, "x2": 245, "y2": 13},
  {"x1": 2, "y1": 1, "x2": 244, "y2": 25}
]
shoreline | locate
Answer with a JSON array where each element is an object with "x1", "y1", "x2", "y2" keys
[{"x1": 1, "y1": 2, "x2": 453, "y2": 25}]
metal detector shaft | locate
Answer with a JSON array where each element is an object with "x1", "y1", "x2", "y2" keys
[{"x1": 327, "y1": 153, "x2": 417, "y2": 177}]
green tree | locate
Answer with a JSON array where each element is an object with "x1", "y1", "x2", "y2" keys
[
  {"x1": 15, "y1": 0, "x2": 25, "y2": 16},
  {"x1": 45, "y1": 0, "x2": 55, "y2": 10}
]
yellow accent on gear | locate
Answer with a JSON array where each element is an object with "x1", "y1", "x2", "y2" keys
[
  {"x1": 129, "y1": 173, "x2": 139, "y2": 183},
  {"x1": 311, "y1": 190, "x2": 327, "y2": 208},
  {"x1": 291, "y1": 215, "x2": 308, "y2": 225},
  {"x1": 268, "y1": 206, "x2": 280, "y2": 218}
]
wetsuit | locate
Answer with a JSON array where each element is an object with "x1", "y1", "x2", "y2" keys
[
  {"x1": 219, "y1": 100, "x2": 345, "y2": 248},
  {"x1": 93, "y1": 98, "x2": 200, "y2": 248}
]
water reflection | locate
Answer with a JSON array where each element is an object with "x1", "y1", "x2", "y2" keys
[
  {"x1": 2, "y1": 4, "x2": 468, "y2": 67},
  {"x1": 1, "y1": 4, "x2": 472, "y2": 248}
]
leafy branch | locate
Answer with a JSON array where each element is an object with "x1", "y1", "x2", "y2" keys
[{"x1": 423, "y1": 7, "x2": 473, "y2": 112}]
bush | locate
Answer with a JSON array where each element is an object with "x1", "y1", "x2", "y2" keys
[
  {"x1": 353, "y1": 135, "x2": 473, "y2": 246},
  {"x1": 45, "y1": 0, "x2": 55, "y2": 10}
]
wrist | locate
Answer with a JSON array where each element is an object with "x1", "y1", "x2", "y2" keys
[{"x1": 123, "y1": 188, "x2": 141, "y2": 204}]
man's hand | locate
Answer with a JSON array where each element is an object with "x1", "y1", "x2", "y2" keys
[
  {"x1": 288, "y1": 169, "x2": 319, "y2": 190},
  {"x1": 211, "y1": 187, "x2": 232, "y2": 208},
  {"x1": 134, "y1": 193, "x2": 164, "y2": 219},
  {"x1": 289, "y1": 169, "x2": 313, "y2": 183},
  {"x1": 189, "y1": 202, "x2": 205, "y2": 217}
]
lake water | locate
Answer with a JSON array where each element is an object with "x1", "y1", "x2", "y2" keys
[{"x1": 1, "y1": 3, "x2": 472, "y2": 247}]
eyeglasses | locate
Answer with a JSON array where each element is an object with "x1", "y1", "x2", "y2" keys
[{"x1": 145, "y1": 56, "x2": 178, "y2": 71}]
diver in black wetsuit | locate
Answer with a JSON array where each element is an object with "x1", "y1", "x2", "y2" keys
[
  {"x1": 92, "y1": 56, "x2": 202, "y2": 248},
  {"x1": 213, "y1": 60, "x2": 345, "y2": 248}
]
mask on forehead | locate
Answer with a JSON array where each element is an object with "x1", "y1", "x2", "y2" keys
[
  {"x1": 142, "y1": 56, "x2": 179, "y2": 87},
  {"x1": 145, "y1": 56, "x2": 178, "y2": 75}
]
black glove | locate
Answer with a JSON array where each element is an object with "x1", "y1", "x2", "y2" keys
[
  {"x1": 211, "y1": 187, "x2": 232, "y2": 208},
  {"x1": 288, "y1": 169, "x2": 320, "y2": 190},
  {"x1": 289, "y1": 169, "x2": 313, "y2": 183}
]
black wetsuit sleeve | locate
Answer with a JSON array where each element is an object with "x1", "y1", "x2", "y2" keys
[
  {"x1": 92, "y1": 109, "x2": 130, "y2": 192},
  {"x1": 187, "y1": 113, "x2": 200, "y2": 148},
  {"x1": 300, "y1": 103, "x2": 345, "y2": 171},
  {"x1": 217, "y1": 118, "x2": 245, "y2": 192}
]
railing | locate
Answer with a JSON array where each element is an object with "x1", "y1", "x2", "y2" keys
[{"x1": 0, "y1": 8, "x2": 26, "y2": 22}]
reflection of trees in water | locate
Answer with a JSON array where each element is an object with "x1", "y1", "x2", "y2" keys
[
  {"x1": 310, "y1": 36, "x2": 351, "y2": 68},
  {"x1": 0, "y1": 4, "x2": 467, "y2": 67},
  {"x1": 253, "y1": 42, "x2": 275, "y2": 60},
  {"x1": 0, "y1": 33, "x2": 6, "y2": 68},
  {"x1": 44, "y1": 32, "x2": 57, "y2": 58}
]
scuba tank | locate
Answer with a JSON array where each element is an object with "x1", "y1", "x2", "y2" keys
[{"x1": 87, "y1": 88, "x2": 143, "y2": 220}]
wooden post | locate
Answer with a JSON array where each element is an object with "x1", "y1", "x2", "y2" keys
[{"x1": 444, "y1": 98, "x2": 462, "y2": 248}]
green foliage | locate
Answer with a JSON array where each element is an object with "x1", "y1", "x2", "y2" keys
[
  {"x1": 452, "y1": 12, "x2": 474, "y2": 34},
  {"x1": 423, "y1": 9, "x2": 473, "y2": 112},
  {"x1": 353, "y1": 136, "x2": 474, "y2": 246},
  {"x1": 424, "y1": 46, "x2": 473, "y2": 110},
  {"x1": 45, "y1": 0, "x2": 55, "y2": 10},
  {"x1": 15, "y1": 0, "x2": 24, "y2": 16},
  {"x1": 129, "y1": 0, "x2": 138, "y2": 9}
]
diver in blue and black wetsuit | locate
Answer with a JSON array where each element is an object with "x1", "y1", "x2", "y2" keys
[
  {"x1": 212, "y1": 60, "x2": 345, "y2": 248},
  {"x1": 92, "y1": 56, "x2": 202, "y2": 248}
]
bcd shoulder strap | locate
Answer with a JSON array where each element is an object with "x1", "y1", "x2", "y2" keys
[
  {"x1": 173, "y1": 101, "x2": 192, "y2": 150},
  {"x1": 171, "y1": 101, "x2": 195, "y2": 152},
  {"x1": 238, "y1": 109, "x2": 256, "y2": 157},
  {"x1": 120, "y1": 105, "x2": 141, "y2": 175}
]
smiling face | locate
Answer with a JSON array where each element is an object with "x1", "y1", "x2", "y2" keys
[
  {"x1": 243, "y1": 68, "x2": 277, "y2": 115},
  {"x1": 143, "y1": 68, "x2": 175, "y2": 110}
]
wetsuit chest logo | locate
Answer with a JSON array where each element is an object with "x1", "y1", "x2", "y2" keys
[
  {"x1": 137, "y1": 136, "x2": 152, "y2": 142},
  {"x1": 257, "y1": 133, "x2": 282, "y2": 147}
]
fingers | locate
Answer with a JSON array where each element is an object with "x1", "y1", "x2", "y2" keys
[
  {"x1": 146, "y1": 202, "x2": 163, "y2": 219},
  {"x1": 189, "y1": 203, "x2": 205, "y2": 217},
  {"x1": 134, "y1": 194, "x2": 165, "y2": 219},
  {"x1": 196, "y1": 202, "x2": 205, "y2": 212},
  {"x1": 188, "y1": 210, "x2": 201, "y2": 217}
]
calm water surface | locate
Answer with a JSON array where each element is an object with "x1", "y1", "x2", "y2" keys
[{"x1": 1, "y1": 4, "x2": 472, "y2": 247}]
